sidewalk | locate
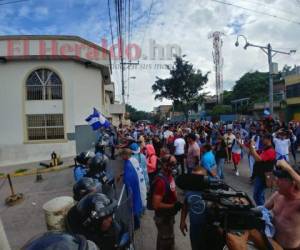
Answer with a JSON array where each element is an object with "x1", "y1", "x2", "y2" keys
[{"x1": 0, "y1": 156, "x2": 75, "y2": 176}]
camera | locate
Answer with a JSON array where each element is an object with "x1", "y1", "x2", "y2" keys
[{"x1": 176, "y1": 174, "x2": 265, "y2": 231}]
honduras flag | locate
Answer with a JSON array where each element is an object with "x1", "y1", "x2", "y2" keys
[
  {"x1": 263, "y1": 108, "x2": 271, "y2": 116},
  {"x1": 85, "y1": 108, "x2": 110, "y2": 130}
]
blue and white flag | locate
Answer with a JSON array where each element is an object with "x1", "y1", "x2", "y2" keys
[
  {"x1": 85, "y1": 108, "x2": 110, "y2": 130},
  {"x1": 263, "y1": 108, "x2": 271, "y2": 116}
]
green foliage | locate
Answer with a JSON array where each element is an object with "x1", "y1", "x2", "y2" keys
[
  {"x1": 152, "y1": 56, "x2": 209, "y2": 120},
  {"x1": 222, "y1": 90, "x2": 234, "y2": 105},
  {"x1": 125, "y1": 104, "x2": 151, "y2": 122},
  {"x1": 209, "y1": 105, "x2": 232, "y2": 116},
  {"x1": 0, "y1": 172, "x2": 5, "y2": 177},
  {"x1": 15, "y1": 168, "x2": 28, "y2": 174},
  {"x1": 232, "y1": 71, "x2": 268, "y2": 102}
]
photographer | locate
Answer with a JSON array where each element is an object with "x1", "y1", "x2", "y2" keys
[
  {"x1": 249, "y1": 133, "x2": 276, "y2": 206},
  {"x1": 152, "y1": 154, "x2": 182, "y2": 250},
  {"x1": 180, "y1": 166, "x2": 210, "y2": 250},
  {"x1": 265, "y1": 160, "x2": 300, "y2": 250}
]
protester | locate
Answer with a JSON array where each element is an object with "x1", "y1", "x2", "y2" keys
[
  {"x1": 215, "y1": 134, "x2": 228, "y2": 179},
  {"x1": 152, "y1": 135, "x2": 163, "y2": 157},
  {"x1": 273, "y1": 129, "x2": 291, "y2": 162},
  {"x1": 128, "y1": 146, "x2": 148, "y2": 209},
  {"x1": 130, "y1": 143, "x2": 150, "y2": 189},
  {"x1": 201, "y1": 144, "x2": 217, "y2": 179},
  {"x1": 186, "y1": 133, "x2": 201, "y2": 174},
  {"x1": 174, "y1": 132, "x2": 186, "y2": 175},
  {"x1": 224, "y1": 128, "x2": 236, "y2": 163},
  {"x1": 146, "y1": 144, "x2": 158, "y2": 184},
  {"x1": 231, "y1": 132, "x2": 243, "y2": 176},
  {"x1": 249, "y1": 133, "x2": 276, "y2": 206},
  {"x1": 152, "y1": 154, "x2": 182, "y2": 250},
  {"x1": 121, "y1": 149, "x2": 143, "y2": 229},
  {"x1": 265, "y1": 160, "x2": 300, "y2": 250}
]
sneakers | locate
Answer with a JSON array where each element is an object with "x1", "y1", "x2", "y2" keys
[{"x1": 235, "y1": 171, "x2": 239, "y2": 176}]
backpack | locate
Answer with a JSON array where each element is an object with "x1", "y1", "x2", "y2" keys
[{"x1": 146, "y1": 173, "x2": 171, "y2": 210}]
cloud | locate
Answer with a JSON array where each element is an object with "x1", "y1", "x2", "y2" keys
[
  {"x1": 34, "y1": 6, "x2": 49, "y2": 18},
  {"x1": 18, "y1": 6, "x2": 30, "y2": 18},
  {"x1": 1, "y1": 0, "x2": 300, "y2": 112}
]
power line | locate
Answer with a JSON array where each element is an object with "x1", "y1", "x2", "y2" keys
[
  {"x1": 140, "y1": 0, "x2": 154, "y2": 53},
  {"x1": 238, "y1": 0, "x2": 299, "y2": 17},
  {"x1": 211, "y1": 0, "x2": 300, "y2": 26},
  {"x1": 108, "y1": 0, "x2": 121, "y2": 92},
  {"x1": 0, "y1": 0, "x2": 29, "y2": 6}
]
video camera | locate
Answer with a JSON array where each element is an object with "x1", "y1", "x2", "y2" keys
[{"x1": 176, "y1": 174, "x2": 265, "y2": 231}]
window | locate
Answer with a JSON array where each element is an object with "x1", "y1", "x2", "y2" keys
[
  {"x1": 27, "y1": 114, "x2": 64, "y2": 140},
  {"x1": 26, "y1": 68, "x2": 62, "y2": 100},
  {"x1": 286, "y1": 83, "x2": 300, "y2": 98}
]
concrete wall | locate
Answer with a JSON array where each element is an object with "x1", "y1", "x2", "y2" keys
[{"x1": 0, "y1": 60, "x2": 104, "y2": 166}]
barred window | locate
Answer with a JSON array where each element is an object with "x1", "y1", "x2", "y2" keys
[
  {"x1": 27, "y1": 114, "x2": 65, "y2": 140},
  {"x1": 26, "y1": 68, "x2": 62, "y2": 100}
]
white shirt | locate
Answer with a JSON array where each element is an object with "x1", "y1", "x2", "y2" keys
[
  {"x1": 273, "y1": 138, "x2": 290, "y2": 156},
  {"x1": 163, "y1": 130, "x2": 173, "y2": 139},
  {"x1": 174, "y1": 138, "x2": 186, "y2": 155}
]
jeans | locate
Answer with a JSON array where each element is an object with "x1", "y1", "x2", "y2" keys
[
  {"x1": 217, "y1": 158, "x2": 225, "y2": 179},
  {"x1": 253, "y1": 176, "x2": 265, "y2": 206},
  {"x1": 190, "y1": 224, "x2": 207, "y2": 250},
  {"x1": 175, "y1": 154, "x2": 185, "y2": 174},
  {"x1": 154, "y1": 216, "x2": 175, "y2": 250}
]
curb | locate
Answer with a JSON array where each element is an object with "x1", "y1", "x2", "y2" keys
[{"x1": 0, "y1": 164, "x2": 74, "y2": 179}]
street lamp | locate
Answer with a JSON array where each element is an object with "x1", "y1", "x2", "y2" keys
[
  {"x1": 235, "y1": 35, "x2": 296, "y2": 116},
  {"x1": 126, "y1": 76, "x2": 137, "y2": 103}
]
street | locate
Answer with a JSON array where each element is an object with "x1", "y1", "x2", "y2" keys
[{"x1": 0, "y1": 155, "x2": 274, "y2": 250}]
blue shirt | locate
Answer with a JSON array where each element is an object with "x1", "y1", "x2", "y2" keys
[
  {"x1": 185, "y1": 191, "x2": 207, "y2": 226},
  {"x1": 201, "y1": 151, "x2": 216, "y2": 176},
  {"x1": 73, "y1": 165, "x2": 87, "y2": 182}
]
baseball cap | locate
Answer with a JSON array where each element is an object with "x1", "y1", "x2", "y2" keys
[{"x1": 129, "y1": 143, "x2": 140, "y2": 154}]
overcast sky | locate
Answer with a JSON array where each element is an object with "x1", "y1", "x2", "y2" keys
[{"x1": 1, "y1": 0, "x2": 300, "y2": 111}]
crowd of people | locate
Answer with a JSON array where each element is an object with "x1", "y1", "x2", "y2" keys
[
  {"x1": 114, "y1": 117, "x2": 300, "y2": 250},
  {"x1": 21, "y1": 117, "x2": 300, "y2": 250}
]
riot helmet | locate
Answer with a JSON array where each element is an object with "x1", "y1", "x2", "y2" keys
[
  {"x1": 88, "y1": 154, "x2": 108, "y2": 172},
  {"x1": 75, "y1": 152, "x2": 90, "y2": 165},
  {"x1": 76, "y1": 193, "x2": 117, "y2": 228},
  {"x1": 21, "y1": 232, "x2": 98, "y2": 250},
  {"x1": 73, "y1": 177, "x2": 102, "y2": 201}
]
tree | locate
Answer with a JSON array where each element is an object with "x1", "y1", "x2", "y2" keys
[
  {"x1": 152, "y1": 56, "x2": 209, "y2": 121},
  {"x1": 209, "y1": 105, "x2": 232, "y2": 116},
  {"x1": 125, "y1": 104, "x2": 151, "y2": 122},
  {"x1": 222, "y1": 90, "x2": 234, "y2": 105},
  {"x1": 231, "y1": 71, "x2": 268, "y2": 103}
]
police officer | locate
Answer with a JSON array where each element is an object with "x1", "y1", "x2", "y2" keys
[
  {"x1": 65, "y1": 193, "x2": 128, "y2": 250},
  {"x1": 74, "y1": 152, "x2": 90, "y2": 182},
  {"x1": 21, "y1": 231, "x2": 99, "y2": 250},
  {"x1": 73, "y1": 177, "x2": 102, "y2": 201}
]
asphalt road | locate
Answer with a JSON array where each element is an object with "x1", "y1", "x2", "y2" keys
[{"x1": 0, "y1": 156, "x2": 272, "y2": 250}]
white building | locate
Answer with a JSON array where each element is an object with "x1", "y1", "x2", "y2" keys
[{"x1": 0, "y1": 35, "x2": 124, "y2": 166}]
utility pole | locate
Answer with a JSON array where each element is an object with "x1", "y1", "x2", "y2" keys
[
  {"x1": 235, "y1": 35, "x2": 296, "y2": 115},
  {"x1": 267, "y1": 44, "x2": 274, "y2": 115},
  {"x1": 120, "y1": 61, "x2": 139, "y2": 104}
]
